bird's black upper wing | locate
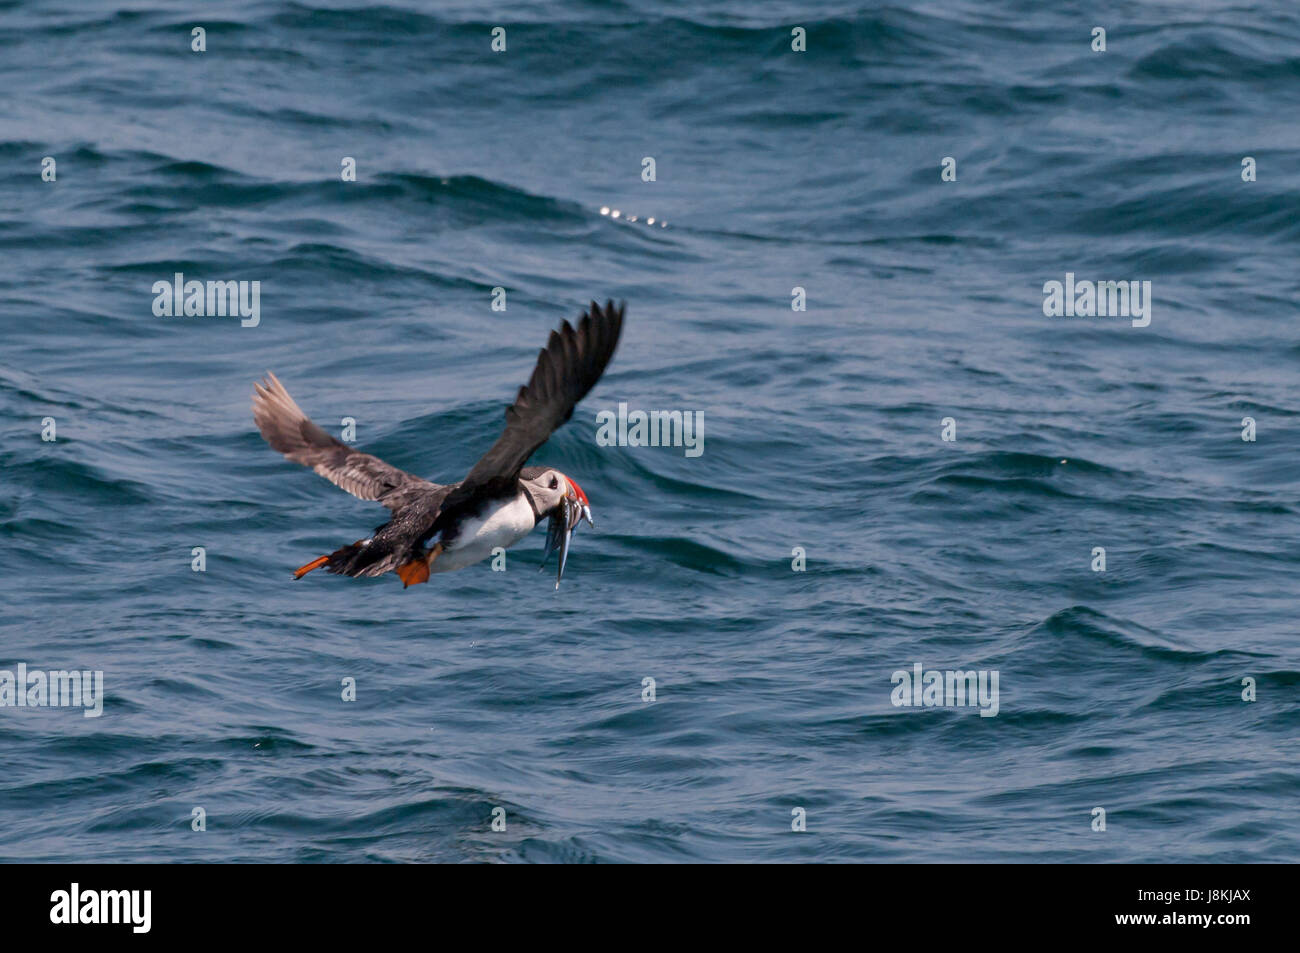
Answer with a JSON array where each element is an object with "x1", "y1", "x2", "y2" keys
[
  {"x1": 252, "y1": 372, "x2": 440, "y2": 512},
  {"x1": 450, "y1": 300, "x2": 624, "y2": 501}
]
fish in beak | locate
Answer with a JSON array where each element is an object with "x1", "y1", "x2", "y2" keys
[{"x1": 540, "y1": 476, "x2": 592, "y2": 589}]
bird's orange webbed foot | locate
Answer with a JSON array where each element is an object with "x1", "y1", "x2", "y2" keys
[
  {"x1": 395, "y1": 543, "x2": 442, "y2": 588},
  {"x1": 293, "y1": 555, "x2": 330, "y2": 579}
]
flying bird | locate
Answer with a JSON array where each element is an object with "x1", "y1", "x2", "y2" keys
[{"x1": 252, "y1": 300, "x2": 624, "y2": 589}]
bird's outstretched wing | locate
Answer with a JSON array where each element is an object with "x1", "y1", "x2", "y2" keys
[
  {"x1": 252, "y1": 372, "x2": 439, "y2": 511},
  {"x1": 456, "y1": 300, "x2": 624, "y2": 496}
]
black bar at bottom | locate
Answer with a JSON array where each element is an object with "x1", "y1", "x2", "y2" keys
[{"x1": 0, "y1": 863, "x2": 1280, "y2": 940}]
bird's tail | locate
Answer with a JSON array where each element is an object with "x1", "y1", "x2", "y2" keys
[
  {"x1": 293, "y1": 535, "x2": 424, "y2": 582},
  {"x1": 292, "y1": 554, "x2": 332, "y2": 579},
  {"x1": 293, "y1": 539, "x2": 368, "y2": 579},
  {"x1": 293, "y1": 538, "x2": 387, "y2": 579}
]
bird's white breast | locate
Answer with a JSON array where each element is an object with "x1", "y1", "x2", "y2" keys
[{"x1": 432, "y1": 493, "x2": 536, "y2": 572}]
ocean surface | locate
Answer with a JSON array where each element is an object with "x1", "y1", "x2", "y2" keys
[{"x1": 1, "y1": 0, "x2": 1297, "y2": 863}]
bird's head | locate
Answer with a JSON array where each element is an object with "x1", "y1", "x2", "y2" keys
[{"x1": 520, "y1": 467, "x2": 594, "y2": 589}]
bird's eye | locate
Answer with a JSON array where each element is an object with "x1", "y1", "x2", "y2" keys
[{"x1": 549, "y1": 476, "x2": 558, "y2": 489}]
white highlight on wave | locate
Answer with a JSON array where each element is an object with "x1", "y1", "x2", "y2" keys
[{"x1": 600, "y1": 206, "x2": 667, "y2": 227}]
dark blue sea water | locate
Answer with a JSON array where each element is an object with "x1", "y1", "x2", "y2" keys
[{"x1": 1, "y1": 0, "x2": 1298, "y2": 863}]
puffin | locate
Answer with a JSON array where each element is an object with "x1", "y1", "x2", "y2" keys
[{"x1": 251, "y1": 300, "x2": 624, "y2": 589}]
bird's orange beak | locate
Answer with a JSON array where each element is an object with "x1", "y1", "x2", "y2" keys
[
  {"x1": 541, "y1": 474, "x2": 594, "y2": 590},
  {"x1": 565, "y1": 476, "x2": 593, "y2": 528}
]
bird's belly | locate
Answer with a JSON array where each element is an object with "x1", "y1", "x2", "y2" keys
[{"x1": 433, "y1": 494, "x2": 535, "y2": 573}]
